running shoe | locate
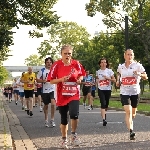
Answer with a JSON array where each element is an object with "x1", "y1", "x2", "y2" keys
[{"x1": 70, "y1": 133, "x2": 81, "y2": 146}]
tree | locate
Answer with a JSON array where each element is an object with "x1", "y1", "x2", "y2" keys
[
  {"x1": 85, "y1": 0, "x2": 150, "y2": 65},
  {"x1": 25, "y1": 54, "x2": 44, "y2": 66},
  {"x1": 37, "y1": 21, "x2": 90, "y2": 58},
  {"x1": 0, "y1": 66, "x2": 9, "y2": 85},
  {"x1": 0, "y1": 0, "x2": 59, "y2": 62}
]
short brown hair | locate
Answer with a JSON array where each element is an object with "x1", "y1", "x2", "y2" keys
[{"x1": 98, "y1": 58, "x2": 109, "y2": 68}]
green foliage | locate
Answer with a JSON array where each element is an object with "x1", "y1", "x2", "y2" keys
[
  {"x1": 25, "y1": 54, "x2": 44, "y2": 66},
  {"x1": 0, "y1": 66, "x2": 9, "y2": 85},
  {"x1": 0, "y1": 0, "x2": 59, "y2": 62},
  {"x1": 85, "y1": 0, "x2": 150, "y2": 65},
  {"x1": 37, "y1": 21, "x2": 90, "y2": 58}
]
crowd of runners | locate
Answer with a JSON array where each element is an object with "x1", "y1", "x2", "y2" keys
[{"x1": 2, "y1": 45, "x2": 148, "y2": 149}]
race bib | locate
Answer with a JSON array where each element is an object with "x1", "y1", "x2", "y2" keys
[
  {"x1": 99, "y1": 80, "x2": 109, "y2": 86},
  {"x1": 27, "y1": 84, "x2": 33, "y2": 88},
  {"x1": 9, "y1": 90, "x2": 11, "y2": 93},
  {"x1": 122, "y1": 77, "x2": 137, "y2": 85},
  {"x1": 62, "y1": 82, "x2": 77, "y2": 96}
]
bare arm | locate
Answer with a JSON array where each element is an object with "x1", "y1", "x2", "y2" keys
[{"x1": 36, "y1": 78, "x2": 47, "y2": 83}]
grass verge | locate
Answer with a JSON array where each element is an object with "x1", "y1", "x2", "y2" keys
[{"x1": 80, "y1": 98, "x2": 150, "y2": 113}]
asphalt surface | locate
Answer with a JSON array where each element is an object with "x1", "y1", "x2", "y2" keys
[{"x1": 7, "y1": 100, "x2": 150, "y2": 150}]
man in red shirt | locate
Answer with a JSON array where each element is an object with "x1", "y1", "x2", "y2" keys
[{"x1": 47, "y1": 44, "x2": 85, "y2": 149}]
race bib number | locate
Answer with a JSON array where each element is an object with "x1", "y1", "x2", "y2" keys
[
  {"x1": 9, "y1": 90, "x2": 11, "y2": 93},
  {"x1": 62, "y1": 82, "x2": 77, "y2": 96},
  {"x1": 27, "y1": 84, "x2": 33, "y2": 88},
  {"x1": 99, "y1": 80, "x2": 109, "y2": 86},
  {"x1": 122, "y1": 77, "x2": 137, "y2": 85}
]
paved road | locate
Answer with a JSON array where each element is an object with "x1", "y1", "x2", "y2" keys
[{"x1": 7, "y1": 100, "x2": 150, "y2": 150}]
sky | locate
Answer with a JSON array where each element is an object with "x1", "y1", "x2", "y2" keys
[{"x1": 3, "y1": 0, "x2": 107, "y2": 77}]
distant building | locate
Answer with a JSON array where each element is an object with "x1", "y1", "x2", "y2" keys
[{"x1": 94, "y1": 31, "x2": 99, "y2": 36}]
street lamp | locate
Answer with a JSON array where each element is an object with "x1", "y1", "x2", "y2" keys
[{"x1": 125, "y1": 15, "x2": 129, "y2": 50}]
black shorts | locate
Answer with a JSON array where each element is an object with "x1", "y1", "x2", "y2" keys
[
  {"x1": 37, "y1": 88, "x2": 42, "y2": 96},
  {"x1": 34, "y1": 92, "x2": 38, "y2": 97},
  {"x1": 14, "y1": 90, "x2": 19, "y2": 95},
  {"x1": 41, "y1": 91, "x2": 54, "y2": 105},
  {"x1": 59, "y1": 100, "x2": 79, "y2": 125},
  {"x1": 82, "y1": 86, "x2": 92, "y2": 96},
  {"x1": 5, "y1": 93, "x2": 8, "y2": 97},
  {"x1": 8, "y1": 93, "x2": 12, "y2": 99},
  {"x1": 98, "y1": 89, "x2": 111, "y2": 109},
  {"x1": 120, "y1": 94, "x2": 140, "y2": 108},
  {"x1": 91, "y1": 90, "x2": 95, "y2": 97},
  {"x1": 24, "y1": 90, "x2": 34, "y2": 98}
]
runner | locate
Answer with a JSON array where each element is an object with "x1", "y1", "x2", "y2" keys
[
  {"x1": 16, "y1": 72, "x2": 26, "y2": 110},
  {"x1": 36, "y1": 81, "x2": 43, "y2": 112},
  {"x1": 82, "y1": 70, "x2": 93, "y2": 110},
  {"x1": 8, "y1": 85, "x2": 13, "y2": 103},
  {"x1": 21, "y1": 67, "x2": 36, "y2": 116},
  {"x1": 96, "y1": 58, "x2": 116, "y2": 126},
  {"x1": 47, "y1": 44, "x2": 85, "y2": 149},
  {"x1": 36, "y1": 57, "x2": 56, "y2": 127},
  {"x1": 90, "y1": 73, "x2": 96, "y2": 109},
  {"x1": 116, "y1": 49, "x2": 148, "y2": 140},
  {"x1": 33, "y1": 82, "x2": 38, "y2": 107},
  {"x1": 4, "y1": 86, "x2": 8, "y2": 101},
  {"x1": 12, "y1": 78, "x2": 19, "y2": 105}
]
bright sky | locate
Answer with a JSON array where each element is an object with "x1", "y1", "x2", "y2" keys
[{"x1": 3, "y1": 0, "x2": 107, "y2": 77}]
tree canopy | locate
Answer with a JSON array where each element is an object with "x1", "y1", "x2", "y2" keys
[
  {"x1": 24, "y1": 54, "x2": 44, "y2": 66},
  {"x1": 86, "y1": 0, "x2": 150, "y2": 65},
  {"x1": 0, "y1": 66, "x2": 9, "y2": 85},
  {"x1": 0, "y1": 0, "x2": 59, "y2": 62},
  {"x1": 36, "y1": 21, "x2": 90, "y2": 58}
]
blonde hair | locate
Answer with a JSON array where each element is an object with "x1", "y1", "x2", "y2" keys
[
  {"x1": 124, "y1": 49, "x2": 134, "y2": 54},
  {"x1": 61, "y1": 44, "x2": 73, "y2": 53}
]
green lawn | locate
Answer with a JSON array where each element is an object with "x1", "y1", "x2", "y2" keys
[
  {"x1": 80, "y1": 98, "x2": 150, "y2": 113},
  {"x1": 82, "y1": 90, "x2": 150, "y2": 99},
  {"x1": 111, "y1": 90, "x2": 150, "y2": 99}
]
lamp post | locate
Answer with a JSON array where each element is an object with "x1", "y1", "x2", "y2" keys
[{"x1": 125, "y1": 15, "x2": 129, "y2": 50}]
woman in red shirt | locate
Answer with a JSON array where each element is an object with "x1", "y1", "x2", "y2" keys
[{"x1": 47, "y1": 44, "x2": 85, "y2": 149}]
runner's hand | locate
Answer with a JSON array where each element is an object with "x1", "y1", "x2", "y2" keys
[
  {"x1": 26, "y1": 80, "x2": 30, "y2": 83},
  {"x1": 103, "y1": 75, "x2": 110, "y2": 80},
  {"x1": 116, "y1": 81, "x2": 120, "y2": 87},
  {"x1": 76, "y1": 79, "x2": 81, "y2": 85},
  {"x1": 43, "y1": 79, "x2": 47, "y2": 83},
  {"x1": 133, "y1": 71, "x2": 141, "y2": 76},
  {"x1": 61, "y1": 76, "x2": 69, "y2": 83}
]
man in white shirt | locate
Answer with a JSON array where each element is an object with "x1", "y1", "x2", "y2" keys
[{"x1": 36, "y1": 57, "x2": 56, "y2": 127}]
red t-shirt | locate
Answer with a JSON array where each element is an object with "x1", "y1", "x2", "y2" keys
[{"x1": 47, "y1": 59, "x2": 85, "y2": 106}]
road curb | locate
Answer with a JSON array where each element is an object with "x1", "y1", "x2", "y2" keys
[
  {"x1": 3, "y1": 100, "x2": 37, "y2": 150},
  {"x1": 0, "y1": 94, "x2": 13, "y2": 150}
]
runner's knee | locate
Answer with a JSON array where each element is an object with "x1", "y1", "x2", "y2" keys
[
  {"x1": 70, "y1": 115, "x2": 78, "y2": 120},
  {"x1": 61, "y1": 116, "x2": 69, "y2": 125}
]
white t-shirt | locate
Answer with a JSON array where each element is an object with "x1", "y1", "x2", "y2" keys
[
  {"x1": 16, "y1": 77, "x2": 24, "y2": 92},
  {"x1": 117, "y1": 62, "x2": 145, "y2": 95},
  {"x1": 96, "y1": 68, "x2": 114, "y2": 90},
  {"x1": 12, "y1": 82, "x2": 19, "y2": 91},
  {"x1": 37, "y1": 67, "x2": 55, "y2": 93}
]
